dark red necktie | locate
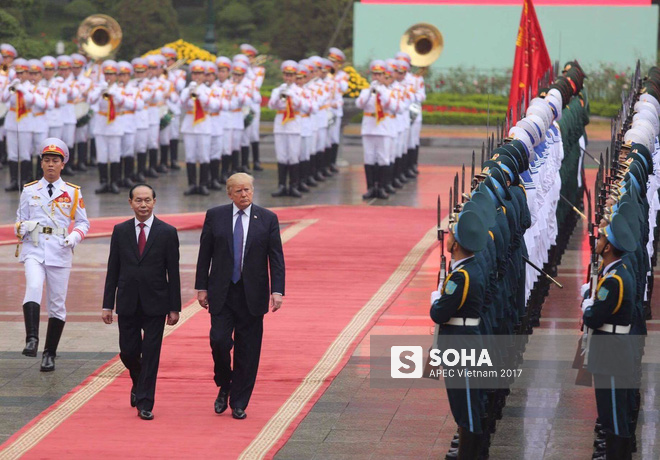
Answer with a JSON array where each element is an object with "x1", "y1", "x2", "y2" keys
[{"x1": 138, "y1": 223, "x2": 146, "y2": 256}]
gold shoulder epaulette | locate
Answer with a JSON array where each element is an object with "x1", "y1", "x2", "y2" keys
[
  {"x1": 65, "y1": 182, "x2": 80, "y2": 189},
  {"x1": 23, "y1": 180, "x2": 38, "y2": 187}
]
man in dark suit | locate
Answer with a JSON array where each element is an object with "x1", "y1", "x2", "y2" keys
[
  {"x1": 196, "y1": 173, "x2": 285, "y2": 420},
  {"x1": 102, "y1": 184, "x2": 181, "y2": 421}
]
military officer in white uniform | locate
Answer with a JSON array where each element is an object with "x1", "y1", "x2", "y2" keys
[
  {"x1": 15, "y1": 137, "x2": 90, "y2": 371},
  {"x1": 327, "y1": 48, "x2": 349, "y2": 173}
]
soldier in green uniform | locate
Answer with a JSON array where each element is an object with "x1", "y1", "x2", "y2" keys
[
  {"x1": 582, "y1": 212, "x2": 637, "y2": 459},
  {"x1": 430, "y1": 210, "x2": 488, "y2": 459}
]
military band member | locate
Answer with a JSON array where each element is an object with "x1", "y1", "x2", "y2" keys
[
  {"x1": 56, "y1": 55, "x2": 78, "y2": 177},
  {"x1": 296, "y1": 61, "x2": 317, "y2": 192},
  {"x1": 327, "y1": 48, "x2": 349, "y2": 173},
  {"x1": 356, "y1": 60, "x2": 392, "y2": 200},
  {"x1": 269, "y1": 60, "x2": 306, "y2": 198},
  {"x1": 180, "y1": 59, "x2": 216, "y2": 196},
  {"x1": 3, "y1": 58, "x2": 34, "y2": 191},
  {"x1": 88, "y1": 60, "x2": 125, "y2": 194},
  {"x1": 430, "y1": 210, "x2": 488, "y2": 459},
  {"x1": 215, "y1": 57, "x2": 235, "y2": 183},
  {"x1": 239, "y1": 44, "x2": 265, "y2": 171},
  {"x1": 206, "y1": 61, "x2": 230, "y2": 190},
  {"x1": 71, "y1": 53, "x2": 92, "y2": 171},
  {"x1": 15, "y1": 137, "x2": 90, "y2": 371},
  {"x1": 118, "y1": 61, "x2": 138, "y2": 188},
  {"x1": 396, "y1": 51, "x2": 425, "y2": 174},
  {"x1": 157, "y1": 55, "x2": 176, "y2": 173},
  {"x1": 145, "y1": 56, "x2": 164, "y2": 177},
  {"x1": 27, "y1": 60, "x2": 49, "y2": 178},
  {"x1": 161, "y1": 47, "x2": 185, "y2": 170},
  {"x1": 226, "y1": 59, "x2": 249, "y2": 174},
  {"x1": 131, "y1": 57, "x2": 150, "y2": 181},
  {"x1": 1, "y1": 44, "x2": 18, "y2": 80}
]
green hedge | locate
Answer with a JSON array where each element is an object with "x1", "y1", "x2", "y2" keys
[
  {"x1": 589, "y1": 101, "x2": 619, "y2": 118},
  {"x1": 349, "y1": 111, "x2": 506, "y2": 125}
]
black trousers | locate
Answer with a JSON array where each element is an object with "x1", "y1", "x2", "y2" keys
[
  {"x1": 210, "y1": 280, "x2": 264, "y2": 410},
  {"x1": 594, "y1": 373, "x2": 631, "y2": 437},
  {"x1": 118, "y1": 307, "x2": 166, "y2": 412}
]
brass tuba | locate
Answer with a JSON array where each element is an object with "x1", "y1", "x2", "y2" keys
[
  {"x1": 77, "y1": 14, "x2": 122, "y2": 61},
  {"x1": 400, "y1": 23, "x2": 443, "y2": 71}
]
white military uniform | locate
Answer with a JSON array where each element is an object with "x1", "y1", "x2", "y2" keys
[
  {"x1": 17, "y1": 177, "x2": 90, "y2": 320},
  {"x1": 88, "y1": 82, "x2": 124, "y2": 163},
  {"x1": 2, "y1": 78, "x2": 35, "y2": 161},
  {"x1": 356, "y1": 83, "x2": 393, "y2": 166},
  {"x1": 269, "y1": 83, "x2": 306, "y2": 164},
  {"x1": 180, "y1": 81, "x2": 215, "y2": 163}
]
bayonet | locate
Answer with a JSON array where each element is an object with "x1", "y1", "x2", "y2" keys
[
  {"x1": 461, "y1": 164, "x2": 465, "y2": 200},
  {"x1": 470, "y1": 151, "x2": 475, "y2": 190}
]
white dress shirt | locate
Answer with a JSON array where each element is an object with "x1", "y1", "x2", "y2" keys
[{"x1": 135, "y1": 214, "x2": 155, "y2": 242}]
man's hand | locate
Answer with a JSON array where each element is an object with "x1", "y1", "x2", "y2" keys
[
  {"x1": 197, "y1": 290, "x2": 209, "y2": 309},
  {"x1": 167, "y1": 311, "x2": 180, "y2": 326},
  {"x1": 270, "y1": 293, "x2": 283, "y2": 312},
  {"x1": 102, "y1": 309, "x2": 113, "y2": 324}
]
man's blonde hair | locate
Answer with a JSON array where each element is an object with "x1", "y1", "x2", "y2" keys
[{"x1": 226, "y1": 173, "x2": 254, "y2": 194}]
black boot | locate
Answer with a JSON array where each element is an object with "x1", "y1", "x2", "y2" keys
[
  {"x1": 220, "y1": 156, "x2": 230, "y2": 184},
  {"x1": 4, "y1": 161, "x2": 18, "y2": 191},
  {"x1": 271, "y1": 163, "x2": 288, "y2": 197},
  {"x1": 136, "y1": 152, "x2": 147, "y2": 182},
  {"x1": 169, "y1": 139, "x2": 181, "y2": 170},
  {"x1": 157, "y1": 145, "x2": 169, "y2": 173},
  {"x1": 397, "y1": 156, "x2": 409, "y2": 183},
  {"x1": 231, "y1": 150, "x2": 240, "y2": 174},
  {"x1": 392, "y1": 158, "x2": 403, "y2": 189},
  {"x1": 109, "y1": 162, "x2": 121, "y2": 194},
  {"x1": 183, "y1": 163, "x2": 197, "y2": 196},
  {"x1": 288, "y1": 163, "x2": 302, "y2": 197},
  {"x1": 384, "y1": 164, "x2": 396, "y2": 194},
  {"x1": 75, "y1": 142, "x2": 88, "y2": 172},
  {"x1": 375, "y1": 165, "x2": 389, "y2": 199},
  {"x1": 89, "y1": 138, "x2": 97, "y2": 166},
  {"x1": 456, "y1": 427, "x2": 482, "y2": 460},
  {"x1": 362, "y1": 164, "x2": 376, "y2": 200},
  {"x1": 198, "y1": 162, "x2": 210, "y2": 196},
  {"x1": 412, "y1": 145, "x2": 420, "y2": 175},
  {"x1": 0, "y1": 139, "x2": 6, "y2": 165},
  {"x1": 313, "y1": 153, "x2": 326, "y2": 182},
  {"x1": 240, "y1": 146, "x2": 250, "y2": 172},
  {"x1": 22, "y1": 302, "x2": 40, "y2": 357},
  {"x1": 95, "y1": 164, "x2": 110, "y2": 194},
  {"x1": 20, "y1": 160, "x2": 33, "y2": 188},
  {"x1": 210, "y1": 159, "x2": 223, "y2": 190},
  {"x1": 123, "y1": 157, "x2": 135, "y2": 188},
  {"x1": 303, "y1": 160, "x2": 317, "y2": 187},
  {"x1": 146, "y1": 148, "x2": 159, "y2": 178},
  {"x1": 40, "y1": 318, "x2": 65, "y2": 372},
  {"x1": 329, "y1": 143, "x2": 339, "y2": 173},
  {"x1": 322, "y1": 147, "x2": 333, "y2": 176},
  {"x1": 251, "y1": 142, "x2": 263, "y2": 171},
  {"x1": 405, "y1": 149, "x2": 417, "y2": 178},
  {"x1": 298, "y1": 162, "x2": 310, "y2": 192}
]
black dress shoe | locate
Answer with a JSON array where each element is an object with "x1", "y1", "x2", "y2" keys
[
  {"x1": 22, "y1": 338, "x2": 39, "y2": 357},
  {"x1": 130, "y1": 387, "x2": 137, "y2": 408},
  {"x1": 214, "y1": 389, "x2": 228, "y2": 414},
  {"x1": 40, "y1": 352, "x2": 55, "y2": 372},
  {"x1": 232, "y1": 408, "x2": 246, "y2": 420},
  {"x1": 137, "y1": 409, "x2": 154, "y2": 420}
]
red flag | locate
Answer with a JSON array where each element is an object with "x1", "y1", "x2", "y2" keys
[
  {"x1": 193, "y1": 97, "x2": 206, "y2": 125},
  {"x1": 16, "y1": 91, "x2": 28, "y2": 122},
  {"x1": 507, "y1": 0, "x2": 552, "y2": 123},
  {"x1": 375, "y1": 93, "x2": 386, "y2": 124},
  {"x1": 282, "y1": 96, "x2": 295, "y2": 124}
]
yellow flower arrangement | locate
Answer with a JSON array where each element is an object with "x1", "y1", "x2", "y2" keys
[
  {"x1": 143, "y1": 39, "x2": 216, "y2": 63},
  {"x1": 344, "y1": 65, "x2": 369, "y2": 98}
]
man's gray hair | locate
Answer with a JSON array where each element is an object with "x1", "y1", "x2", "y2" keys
[{"x1": 226, "y1": 173, "x2": 254, "y2": 194}]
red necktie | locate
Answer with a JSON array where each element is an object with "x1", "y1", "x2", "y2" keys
[{"x1": 138, "y1": 223, "x2": 146, "y2": 256}]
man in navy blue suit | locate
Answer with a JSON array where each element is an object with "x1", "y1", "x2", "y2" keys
[{"x1": 195, "y1": 173, "x2": 285, "y2": 420}]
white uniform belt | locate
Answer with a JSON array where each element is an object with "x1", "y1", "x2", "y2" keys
[
  {"x1": 38, "y1": 225, "x2": 67, "y2": 236},
  {"x1": 445, "y1": 317, "x2": 480, "y2": 327},
  {"x1": 597, "y1": 323, "x2": 630, "y2": 334}
]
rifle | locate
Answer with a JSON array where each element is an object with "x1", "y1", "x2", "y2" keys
[{"x1": 461, "y1": 164, "x2": 465, "y2": 201}]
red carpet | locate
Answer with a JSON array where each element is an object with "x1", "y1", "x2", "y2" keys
[{"x1": 0, "y1": 205, "x2": 438, "y2": 459}]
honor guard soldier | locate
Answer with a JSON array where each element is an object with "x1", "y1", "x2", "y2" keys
[
  {"x1": 396, "y1": 51, "x2": 425, "y2": 174},
  {"x1": 582, "y1": 213, "x2": 637, "y2": 459},
  {"x1": 356, "y1": 60, "x2": 393, "y2": 200},
  {"x1": 1, "y1": 44, "x2": 18, "y2": 166},
  {"x1": 156, "y1": 55, "x2": 175, "y2": 173},
  {"x1": 161, "y1": 47, "x2": 185, "y2": 170},
  {"x1": 144, "y1": 56, "x2": 164, "y2": 177},
  {"x1": 71, "y1": 53, "x2": 92, "y2": 171},
  {"x1": 41, "y1": 56, "x2": 65, "y2": 142},
  {"x1": 117, "y1": 61, "x2": 138, "y2": 188},
  {"x1": 56, "y1": 55, "x2": 79, "y2": 176},
  {"x1": 215, "y1": 56, "x2": 234, "y2": 183},
  {"x1": 239, "y1": 44, "x2": 265, "y2": 171},
  {"x1": 180, "y1": 59, "x2": 216, "y2": 196},
  {"x1": 269, "y1": 60, "x2": 306, "y2": 197},
  {"x1": 233, "y1": 54, "x2": 259, "y2": 173},
  {"x1": 3, "y1": 58, "x2": 34, "y2": 191},
  {"x1": 206, "y1": 61, "x2": 231, "y2": 189},
  {"x1": 430, "y1": 210, "x2": 488, "y2": 459},
  {"x1": 27, "y1": 60, "x2": 49, "y2": 173},
  {"x1": 327, "y1": 48, "x2": 349, "y2": 173},
  {"x1": 296, "y1": 61, "x2": 317, "y2": 192},
  {"x1": 226, "y1": 59, "x2": 249, "y2": 174},
  {"x1": 88, "y1": 60, "x2": 125, "y2": 194},
  {"x1": 15, "y1": 137, "x2": 90, "y2": 371}
]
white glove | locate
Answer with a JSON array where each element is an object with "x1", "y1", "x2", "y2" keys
[
  {"x1": 99, "y1": 81, "x2": 108, "y2": 91},
  {"x1": 17, "y1": 223, "x2": 27, "y2": 237},
  {"x1": 430, "y1": 290, "x2": 441, "y2": 304},
  {"x1": 580, "y1": 283, "x2": 590, "y2": 300},
  {"x1": 188, "y1": 81, "x2": 198, "y2": 91},
  {"x1": 16, "y1": 221, "x2": 38, "y2": 237},
  {"x1": 62, "y1": 232, "x2": 81, "y2": 249},
  {"x1": 581, "y1": 298, "x2": 594, "y2": 313},
  {"x1": 9, "y1": 79, "x2": 20, "y2": 89}
]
